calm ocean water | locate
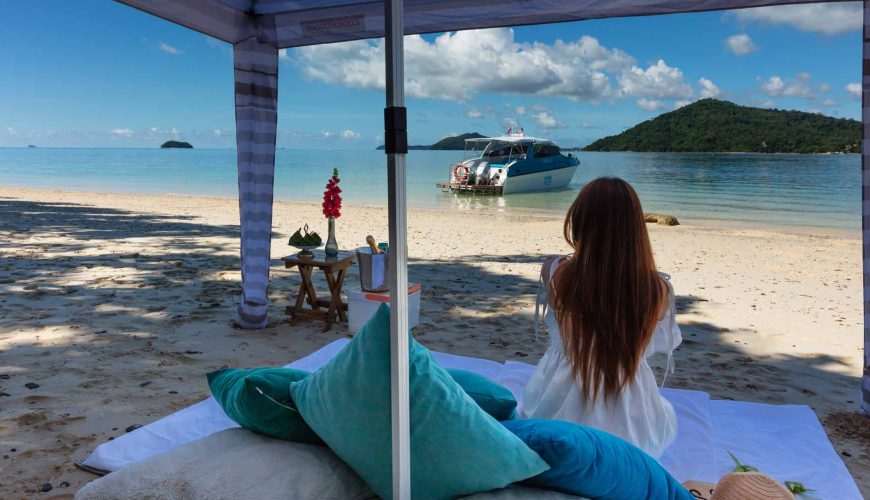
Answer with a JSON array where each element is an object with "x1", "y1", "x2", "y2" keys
[{"x1": 0, "y1": 148, "x2": 860, "y2": 230}]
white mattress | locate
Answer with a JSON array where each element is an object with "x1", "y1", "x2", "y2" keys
[{"x1": 80, "y1": 339, "x2": 861, "y2": 499}]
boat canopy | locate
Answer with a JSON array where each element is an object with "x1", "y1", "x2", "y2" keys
[{"x1": 465, "y1": 136, "x2": 553, "y2": 145}]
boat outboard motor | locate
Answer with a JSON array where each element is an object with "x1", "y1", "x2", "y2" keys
[{"x1": 474, "y1": 161, "x2": 491, "y2": 185}]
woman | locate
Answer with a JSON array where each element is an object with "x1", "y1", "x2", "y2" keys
[{"x1": 522, "y1": 177, "x2": 681, "y2": 458}]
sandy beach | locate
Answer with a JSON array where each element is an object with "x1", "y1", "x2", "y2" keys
[{"x1": 0, "y1": 186, "x2": 866, "y2": 498}]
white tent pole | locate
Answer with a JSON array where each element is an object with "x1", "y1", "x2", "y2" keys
[
  {"x1": 385, "y1": 0, "x2": 411, "y2": 496},
  {"x1": 862, "y1": 0, "x2": 869, "y2": 416}
]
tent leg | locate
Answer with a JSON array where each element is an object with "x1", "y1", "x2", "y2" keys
[
  {"x1": 385, "y1": 0, "x2": 411, "y2": 496},
  {"x1": 862, "y1": 0, "x2": 870, "y2": 416},
  {"x1": 232, "y1": 18, "x2": 279, "y2": 329}
]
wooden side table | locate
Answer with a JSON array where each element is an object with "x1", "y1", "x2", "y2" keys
[{"x1": 282, "y1": 250, "x2": 355, "y2": 332}]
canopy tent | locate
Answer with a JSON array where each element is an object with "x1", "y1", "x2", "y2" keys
[{"x1": 115, "y1": 0, "x2": 869, "y2": 497}]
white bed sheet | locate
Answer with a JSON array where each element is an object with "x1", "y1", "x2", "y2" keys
[{"x1": 80, "y1": 339, "x2": 861, "y2": 498}]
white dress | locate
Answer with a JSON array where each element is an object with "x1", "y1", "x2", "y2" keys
[{"x1": 522, "y1": 258, "x2": 681, "y2": 458}]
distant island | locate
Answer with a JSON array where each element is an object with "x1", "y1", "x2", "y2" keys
[
  {"x1": 377, "y1": 132, "x2": 486, "y2": 150},
  {"x1": 583, "y1": 99, "x2": 860, "y2": 154},
  {"x1": 161, "y1": 140, "x2": 193, "y2": 149}
]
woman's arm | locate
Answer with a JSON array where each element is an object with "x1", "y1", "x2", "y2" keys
[{"x1": 649, "y1": 273, "x2": 682, "y2": 355}]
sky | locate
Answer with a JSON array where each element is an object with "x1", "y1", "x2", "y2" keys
[{"x1": 0, "y1": 2, "x2": 862, "y2": 149}]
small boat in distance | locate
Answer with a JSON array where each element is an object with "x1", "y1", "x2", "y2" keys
[{"x1": 437, "y1": 132, "x2": 579, "y2": 195}]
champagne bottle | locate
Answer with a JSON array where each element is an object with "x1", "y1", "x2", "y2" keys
[{"x1": 366, "y1": 235, "x2": 380, "y2": 254}]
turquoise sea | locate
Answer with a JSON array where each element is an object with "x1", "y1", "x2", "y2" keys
[{"x1": 0, "y1": 148, "x2": 860, "y2": 230}]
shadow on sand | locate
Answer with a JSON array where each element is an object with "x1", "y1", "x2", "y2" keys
[{"x1": 0, "y1": 198, "x2": 864, "y2": 495}]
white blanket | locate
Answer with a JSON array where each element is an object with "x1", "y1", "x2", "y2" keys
[{"x1": 80, "y1": 339, "x2": 861, "y2": 499}]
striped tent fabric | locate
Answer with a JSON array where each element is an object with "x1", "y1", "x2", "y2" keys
[
  {"x1": 233, "y1": 18, "x2": 279, "y2": 329},
  {"x1": 863, "y1": 0, "x2": 869, "y2": 415}
]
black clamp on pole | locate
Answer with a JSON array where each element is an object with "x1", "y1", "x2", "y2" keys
[{"x1": 384, "y1": 106, "x2": 408, "y2": 155}]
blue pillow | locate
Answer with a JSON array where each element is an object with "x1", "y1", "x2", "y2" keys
[
  {"x1": 501, "y1": 419, "x2": 692, "y2": 500},
  {"x1": 207, "y1": 367, "x2": 321, "y2": 444},
  {"x1": 290, "y1": 303, "x2": 548, "y2": 500},
  {"x1": 447, "y1": 369, "x2": 518, "y2": 421}
]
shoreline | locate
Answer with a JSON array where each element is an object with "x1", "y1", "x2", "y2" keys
[
  {"x1": 0, "y1": 186, "x2": 865, "y2": 497},
  {"x1": 0, "y1": 186, "x2": 859, "y2": 239}
]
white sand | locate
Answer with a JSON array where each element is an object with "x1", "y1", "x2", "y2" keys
[{"x1": 0, "y1": 187, "x2": 866, "y2": 498}]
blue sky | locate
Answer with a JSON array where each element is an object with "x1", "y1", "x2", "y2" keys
[{"x1": 0, "y1": 2, "x2": 862, "y2": 149}]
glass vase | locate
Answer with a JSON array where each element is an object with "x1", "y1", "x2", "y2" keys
[{"x1": 325, "y1": 217, "x2": 339, "y2": 256}]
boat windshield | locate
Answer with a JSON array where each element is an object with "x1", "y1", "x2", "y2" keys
[
  {"x1": 532, "y1": 143, "x2": 561, "y2": 158},
  {"x1": 481, "y1": 141, "x2": 529, "y2": 160}
]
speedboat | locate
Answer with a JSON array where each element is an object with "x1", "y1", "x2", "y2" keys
[{"x1": 437, "y1": 133, "x2": 579, "y2": 195}]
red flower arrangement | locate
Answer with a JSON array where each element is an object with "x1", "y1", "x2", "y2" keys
[{"x1": 322, "y1": 167, "x2": 342, "y2": 219}]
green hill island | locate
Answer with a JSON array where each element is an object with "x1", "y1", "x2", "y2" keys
[{"x1": 583, "y1": 99, "x2": 860, "y2": 154}]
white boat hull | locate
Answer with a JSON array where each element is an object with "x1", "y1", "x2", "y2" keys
[{"x1": 501, "y1": 164, "x2": 578, "y2": 194}]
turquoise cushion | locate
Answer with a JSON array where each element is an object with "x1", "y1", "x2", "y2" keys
[
  {"x1": 501, "y1": 419, "x2": 692, "y2": 500},
  {"x1": 207, "y1": 367, "x2": 322, "y2": 445},
  {"x1": 290, "y1": 303, "x2": 548, "y2": 500},
  {"x1": 447, "y1": 369, "x2": 517, "y2": 420}
]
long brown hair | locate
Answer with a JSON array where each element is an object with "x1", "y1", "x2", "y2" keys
[{"x1": 552, "y1": 177, "x2": 665, "y2": 403}]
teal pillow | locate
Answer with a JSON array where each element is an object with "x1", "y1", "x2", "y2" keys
[
  {"x1": 447, "y1": 369, "x2": 517, "y2": 420},
  {"x1": 207, "y1": 367, "x2": 322, "y2": 445},
  {"x1": 290, "y1": 303, "x2": 548, "y2": 500},
  {"x1": 502, "y1": 419, "x2": 692, "y2": 500}
]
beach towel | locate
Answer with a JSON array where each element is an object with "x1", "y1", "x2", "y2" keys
[{"x1": 78, "y1": 339, "x2": 862, "y2": 499}]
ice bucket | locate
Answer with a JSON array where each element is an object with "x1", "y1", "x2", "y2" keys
[{"x1": 356, "y1": 247, "x2": 390, "y2": 292}]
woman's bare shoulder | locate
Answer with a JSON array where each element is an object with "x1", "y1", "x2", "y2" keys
[{"x1": 541, "y1": 255, "x2": 568, "y2": 282}]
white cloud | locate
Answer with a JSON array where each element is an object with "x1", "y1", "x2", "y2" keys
[
  {"x1": 619, "y1": 60, "x2": 693, "y2": 101},
  {"x1": 110, "y1": 128, "x2": 134, "y2": 138},
  {"x1": 760, "y1": 72, "x2": 817, "y2": 99},
  {"x1": 725, "y1": 34, "x2": 757, "y2": 56},
  {"x1": 760, "y1": 99, "x2": 777, "y2": 108},
  {"x1": 821, "y1": 99, "x2": 838, "y2": 107},
  {"x1": 293, "y1": 29, "x2": 692, "y2": 108},
  {"x1": 846, "y1": 83, "x2": 862, "y2": 99},
  {"x1": 515, "y1": 106, "x2": 527, "y2": 116},
  {"x1": 674, "y1": 100, "x2": 692, "y2": 109},
  {"x1": 532, "y1": 109, "x2": 565, "y2": 129},
  {"x1": 467, "y1": 107, "x2": 483, "y2": 119},
  {"x1": 637, "y1": 98, "x2": 665, "y2": 112},
  {"x1": 279, "y1": 49, "x2": 289, "y2": 61},
  {"x1": 6, "y1": 127, "x2": 17, "y2": 136},
  {"x1": 158, "y1": 43, "x2": 181, "y2": 55},
  {"x1": 580, "y1": 122, "x2": 602, "y2": 129},
  {"x1": 761, "y1": 76, "x2": 785, "y2": 96},
  {"x1": 734, "y1": 3, "x2": 862, "y2": 36},
  {"x1": 698, "y1": 77, "x2": 721, "y2": 98},
  {"x1": 340, "y1": 129, "x2": 361, "y2": 139},
  {"x1": 321, "y1": 131, "x2": 334, "y2": 139},
  {"x1": 295, "y1": 30, "x2": 629, "y2": 102}
]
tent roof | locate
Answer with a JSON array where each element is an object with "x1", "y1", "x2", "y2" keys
[{"x1": 117, "y1": 0, "x2": 851, "y2": 49}]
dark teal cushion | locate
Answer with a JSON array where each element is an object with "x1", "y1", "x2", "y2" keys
[
  {"x1": 207, "y1": 367, "x2": 322, "y2": 444},
  {"x1": 447, "y1": 369, "x2": 517, "y2": 420},
  {"x1": 501, "y1": 419, "x2": 692, "y2": 500},
  {"x1": 290, "y1": 303, "x2": 549, "y2": 500}
]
